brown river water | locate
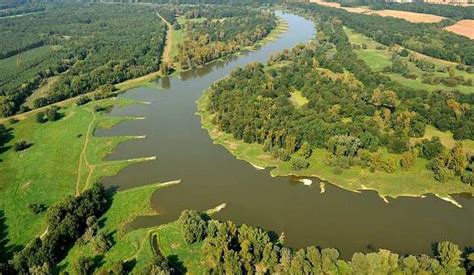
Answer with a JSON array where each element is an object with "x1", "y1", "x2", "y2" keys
[{"x1": 95, "y1": 12, "x2": 473, "y2": 258}]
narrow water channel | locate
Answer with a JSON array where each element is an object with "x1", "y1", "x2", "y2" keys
[{"x1": 96, "y1": 12, "x2": 473, "y2": 258}]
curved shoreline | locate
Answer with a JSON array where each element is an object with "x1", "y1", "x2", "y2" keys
[{"x1": 196, "y1": 90, "x2": 471, "y2": 208}]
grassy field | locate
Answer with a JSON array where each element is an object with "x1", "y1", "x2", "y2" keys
[
  {"x1": 0, "y1": 97, "x2": 153, "y2": 254},
  {"x1": 411, "y1": 125, "x2": 474, "y2": 154},
  {"x1": 344, "y1": 27, "x2": 474, "y2": 94},
  {"x1": 58, "y1": 182, "x2": 179, "y2": 273},
  {"x1": 155, "y1": 222, "x2": 206, "y2": 274},
  {"x1": 197, "y1": 92, "x2": 473, "y2": 202},
  {"x1": 289, "y1": 90, "x2": 309, "y2": 108}
]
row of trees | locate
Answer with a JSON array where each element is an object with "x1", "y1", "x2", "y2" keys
[
  {"x1": 0, "y1": 6, "x2": 45, "y2": 18},
  {"x1": 175, "y1": 7, "x2": 276, "y2": 70},
  {"x1": 179, "y1": 210, "x2": 473, "y2": 274},
  {"x1": 0, "y1": 3, "x2": 168, "y2": 117}
]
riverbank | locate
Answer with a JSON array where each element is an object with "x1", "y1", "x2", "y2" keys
[
  {"x1": 197, "y1": 92, "x2": 473, "y2": 205},
  {"x1": 0, "y1": 97, "x2": 158, "y2": 252}
]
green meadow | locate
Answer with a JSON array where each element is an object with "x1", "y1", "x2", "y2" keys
[{"x1": 0, "y1": 97, "x2": 150, "y2": 253}]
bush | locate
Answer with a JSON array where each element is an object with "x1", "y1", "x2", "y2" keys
[
  {"x1": 27, "y1": 203, "x2": 47, "y2": 215},
  {"x1": 272, "y1": 148, "x2": 291, "y2": 162},
  {"x1": 93, "y1": 233, "x2": 112, "y2": 254},
  {"x1": 14, "y1": 140, "x2": 30, "y2": 152},
  {"x1": 73, "y1": 256, "x2": 94, "y2": 275},
  {"x1": 399, "y1": 150, "x2": 417, "y2": 170},
  {"x1": 35, "y1": 112, "x2": 46, "y2": 123},
  {"x1": 291, "y1": 158, "x2": 310, "y2": 171},
  {"x1": 76, "y1": 96, "x2": 91, "y2": 106},
  {"x1": 434, "y1": 167, "x2": 454, "y2": 183},
  {"x1": 461, "y1": 173, "x2": 474, "y2": 186},
  {"x1": 400, "y1": 48, "x2": 409, "y2": 57},
  {"x1": 8, "y1": 118, "x2": 18, "y2": 124},
  {"x1": 45, "y1": 106, "x2": 59, "y2": 121}
]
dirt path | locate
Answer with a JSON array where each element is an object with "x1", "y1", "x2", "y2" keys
[
  {"x1": 157, "y1": 13, "x2": 174, "y2": 65},
  {"x1": 75, "y1": 110, "x2": 96, "y2": 195}
]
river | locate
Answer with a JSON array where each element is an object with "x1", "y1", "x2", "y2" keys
[{"x1": 96, "y1": 12, "x2": 473, "y2": 258}]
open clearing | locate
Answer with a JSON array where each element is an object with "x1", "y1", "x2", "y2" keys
[
  {"x1": 411, "y1": 126, "x2": 474, "y2": 154},
  {"x1": 444, "y1": 20, "x2": 474, "y2": 39},
  {"x1": 289, "y1": 90, "x2": 309, "y2": 107},
  {"x1": 309, "y1": 0, "x2": 445, "y2": 23}
]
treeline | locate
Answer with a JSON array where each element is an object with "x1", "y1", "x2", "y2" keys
[
  {"x1": 0, "y1": 183, "x2": 107, "y2": 274},
  {"x1": 175, "y1": 7, "x2": 276, "y2": 70},
  {"x1": 292, "y1": 3, "x2": 474, "y2": 66},
  {"x1": 0, "y1": 4, "x2": 167, "y2": 117},
  {"x1": 0, "y1": 6, "x2": 45, "y2": 18},
  {"x1": 179, "y1": 210, "x2": 473, "y2": 274},
  {"x1": 25, "y1": 0, "x2": 277, "y2": 5},
  {"x1": 328, "y1": 0, "x2": 474, "y2": 19},
  {"x1": 206, "y1": 6, "x2": 473, "y2": 184}
]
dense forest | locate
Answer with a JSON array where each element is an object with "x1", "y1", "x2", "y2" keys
[
  {"x1": 326, "y1": 0, "x2": 474, "y2": 19},
  {"x1": 291, "y1": 3, "x2": 474, "y2": 66},
  {"x1": 0, "y1": 4, "x2": 167, "y2": 117},
  {"x1": 179, "y1": 210, "x2": 473, "y2": 274},
  {"x1": 173, "y1": 6, "x2": 277, "y2": 70},
  {"x1": 205, "y1": 4, "x2": 473, "y2": 184},
  {"x1": 20, "y1": 0, "x2": 277, "y2": 5}
]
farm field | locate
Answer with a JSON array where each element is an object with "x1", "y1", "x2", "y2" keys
[
  {"x1": 344, "y1": 27, "x2": 474, "y2": 94},
  {"x1": 444, "y1": 20, "x2": 474, "y2": 39},
  {"x1": 367, "y1": 9, "x2": 445, "y2": 23},
  {"x1": 309, "y1": 0, "x2": 445, "y2": 23}
]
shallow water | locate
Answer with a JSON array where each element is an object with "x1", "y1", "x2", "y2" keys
[{"x1": 96, "y1": 12, "x2": 473, "y2": 258}]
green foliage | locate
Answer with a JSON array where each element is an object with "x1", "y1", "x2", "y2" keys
[
  {"x1": 437, "y1": 241, "x2": 462, "y2": 271},
  {"x1": 0, "y1": 3, "x2": 167, "y2": 116},
  {"x1": 175, "y1": 7, "x2": 276, "y2": 70},
  {"x1": 73, "y1": 256, "x2": 95, "y2": 275},
  {"x1": 76, "y1": 96, "x2": 91, "y2": 106},
  {"x1": 27, "y1": 203, "x2": 47, "y2": 215},
  {"x1": 290, "y1": 158, "x2": 310, "y2": 171},
  {"x1": 290, "y1": 3, "x2": 474, "y2": 66},
  {"x1": 419, "y1": 137, "x2": 445, "y2": 160},
  {"x1": 12, "y1": 182, "x2": 107, "y2": 273},
  {"x1": 178, "y1": 210, "x2": 207, "y2": 244},
  {"x1": 173, "y1": 212, "x2": 467, "y2": 274},
  {"x1": 13, "y1": 140, "x2": 30, "y2": 152}
]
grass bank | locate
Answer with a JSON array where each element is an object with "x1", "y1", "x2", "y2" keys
[
  {"x1": 197, "y1": 92, "x2": 473, "y2": 203},
  {"x1": 0, "y1": 97, "x2": 154, "y2": 253}
]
